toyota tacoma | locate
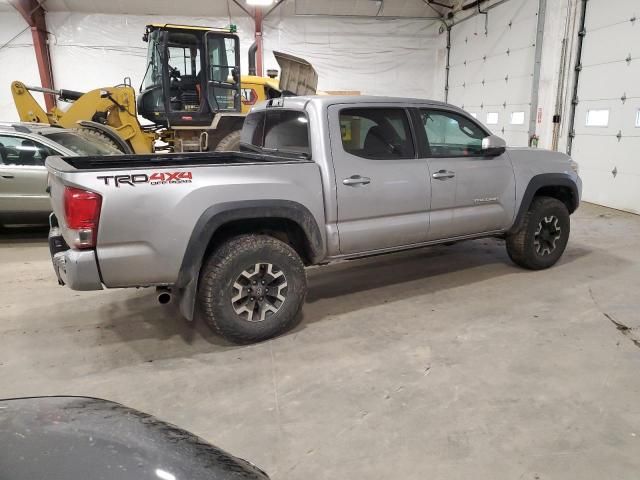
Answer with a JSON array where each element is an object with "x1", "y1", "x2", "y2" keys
[{"x1": 46, "y1": 96, "x2": 581, "y2": 344}]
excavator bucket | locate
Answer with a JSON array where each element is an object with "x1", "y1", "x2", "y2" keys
[{"x1": 273, "y1": 51, "x2": 318, "y2": 96}]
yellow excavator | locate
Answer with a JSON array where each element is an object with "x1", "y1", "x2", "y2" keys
[{"x1": 11, "y1": 24, "x2": 317, "y2": 153}]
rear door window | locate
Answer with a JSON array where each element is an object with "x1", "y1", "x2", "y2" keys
[
  {"x1": 240, "y1": 109, "x2": 310, "y2": 158},
  {"x1": 339, "y1": 108, "x2": 415, "y2": 160}
]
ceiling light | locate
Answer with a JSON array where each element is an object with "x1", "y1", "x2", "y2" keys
[{"x1": 246, "y1": 0, "x2": 274, "y2": 6}]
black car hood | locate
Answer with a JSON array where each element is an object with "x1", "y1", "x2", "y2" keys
[{"x1": 0, "y1": 396, "x2": 269, "y2": 480}]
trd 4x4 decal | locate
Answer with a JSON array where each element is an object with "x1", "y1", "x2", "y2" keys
[{"x1": 97, "y1": 171, "x2": 193, "y2": 187}]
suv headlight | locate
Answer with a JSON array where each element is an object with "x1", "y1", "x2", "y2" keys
[{"x1": 569, "y1": 159, "x2": 580, "y2": 175}]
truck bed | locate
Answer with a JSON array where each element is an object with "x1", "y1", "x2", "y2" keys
[
  {"x1": 46, "y1": 149, "x2": 325, "y2": 289},
  {"x1": 47, "y1": 151, "x2": 311, "y2": 172}
]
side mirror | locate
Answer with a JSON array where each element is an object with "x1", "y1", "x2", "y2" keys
[{"x1": 481, "y1": 135, "x2": 507, "y2": 156}]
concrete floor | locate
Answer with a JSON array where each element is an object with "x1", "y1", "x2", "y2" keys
[{"x1": 1, "y1": 202, "x2": 639, "y2": 480}]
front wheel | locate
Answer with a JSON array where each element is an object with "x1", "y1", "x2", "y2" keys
[
  {"x1": 198, "y1": 234, "x2": 307, "y2": 344},
  {"x1": 506, "y1": 196, "x2": 570, "y2": 270}
]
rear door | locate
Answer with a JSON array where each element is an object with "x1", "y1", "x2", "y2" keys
[
  {"x1": 328, "y1": 104, "x2": 431, "y2": 254},
  {"x1": 0, "y1": 134, "x2": 57, "y2": 214},
  {"x1": 416, "y1": 108, "x2": 515, "y2": 240}
]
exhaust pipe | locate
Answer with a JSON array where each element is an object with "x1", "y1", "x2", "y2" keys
[
  {"x1": 156, "y1": 287, "x2": 172, "y2": 305},
  {"x1": 248, "y1": 41, "x2": 257, "y2": 76}
]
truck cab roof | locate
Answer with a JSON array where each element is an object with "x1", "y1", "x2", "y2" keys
[{"x1": 249, "y1": 95, "x2": 459, "y2": 113}]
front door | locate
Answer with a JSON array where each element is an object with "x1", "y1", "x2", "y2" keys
[
  {"x1": 329, "y1": 105, "x2": 431, "y2": 254},
  {"x1": 204, "y1": 32, "x2": 241, "y2": 116},
  {"x1": 417, "y1": 108, "x2": 516, "y2": 240}
]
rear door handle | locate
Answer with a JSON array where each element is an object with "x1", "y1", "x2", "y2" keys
[
  {"x1": 432, "y1": 170, "x2": 455, "y2": 180},
  {"x1": 343, "y1": 175, "x2": 371, "y2": 186},
  {"x1": 1, "y1": 175, "x2": 14, "y2": 179}
]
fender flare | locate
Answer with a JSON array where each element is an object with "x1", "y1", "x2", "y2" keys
[
  {"x1": 175, "y1": 200, "x2": 325, "y2": 320},
  {"x1": 77, "y1": 120, "x2": 135, "y2": 154},
  {"x1": 509, "y1": 173, "x2": 580, "y2": 234}
]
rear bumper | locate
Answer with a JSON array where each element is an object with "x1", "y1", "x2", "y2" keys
[{"x1": 49, "y1": 214, "x2": 103, "y2": 291}]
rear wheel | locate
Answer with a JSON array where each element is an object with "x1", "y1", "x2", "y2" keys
[
  {"x1": 506, "y1": 196, "x2": 570, "y2": 270},
  {"x1": 214, "y1": 130, "x2": 242, "y2": 152},
  {"x1": 198, "y1": 234, "x2": 307, "y2": 344}
]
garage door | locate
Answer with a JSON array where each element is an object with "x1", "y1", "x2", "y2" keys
[
  {"x1": 448, "y1": 0, "x2": 539, "y2": 146},
  {"x1": 570, "y1": 0, "x2": 640, "y2": 214}
]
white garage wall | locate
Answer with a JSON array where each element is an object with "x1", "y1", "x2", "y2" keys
[
  {"x1": 45, "y1": 12, "x2": 255, "y2": 103},
  {"x1": 2, "y1": 10, "x2": 445, "y2": 124},
  {"x1": 448, "y1": 0, "x2": 539, "y2": 146},
  {"x1": 263, "y1": 16, "x2": 446, "y2": 99},
  {"x1": 0, "y1": 11, "x2": 43, "y2": 122}
]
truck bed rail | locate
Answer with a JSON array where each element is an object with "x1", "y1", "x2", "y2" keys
[{"x1": 52, "y1": 151, "x2": 311, "y2": 171}]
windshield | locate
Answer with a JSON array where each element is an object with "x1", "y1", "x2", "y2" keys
[
  {"x1": 142, "y1": 30, "x2": 162, "y2": 90},
  {"x1": 43, "y1": 132, "x2": 122, "y2": 156}
]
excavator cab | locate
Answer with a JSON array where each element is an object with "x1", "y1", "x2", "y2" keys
[{"x1": 138, "y1": 24, "x2": 241, "y2": 127}]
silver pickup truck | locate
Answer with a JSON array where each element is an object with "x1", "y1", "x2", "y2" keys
[{"x1": 46, "y1": 96, "x2": 581, "y2": 344}]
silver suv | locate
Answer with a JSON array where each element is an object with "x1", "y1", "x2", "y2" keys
[{"x1": 0, "y1": 123, "x2": 120, "y2": 226}]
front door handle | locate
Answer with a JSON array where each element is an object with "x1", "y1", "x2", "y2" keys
[
  {"x1": 343, "y1": 175, "x2": 371, "y2": 186},
  {"x1": 432, "y1": 170, "x2": 455, "y2": 180},
  {"x1": 1, "y1": 175, "x2": 14, "y2": 179}
]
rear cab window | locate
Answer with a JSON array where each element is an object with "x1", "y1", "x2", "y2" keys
[
  {"x1": 241, "y1": 109, "x2": 311, "y2": 159},
  {"x1": 339, "y1": 108, "x2": 415, "y2": 160}
]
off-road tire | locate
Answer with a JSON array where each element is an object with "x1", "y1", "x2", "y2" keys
[
  {"x1": 198, "y1": 234, "x2": 307, "y2": 344},
  {"x1": 78, "y1": 127, "x2": 127, "y2": 152},
  {"x1": 506, "y1": 196, "x2": 570, "y2": 270},
  {"x1": 214, "y1": 130, "x2": 242, "y2": 152}
]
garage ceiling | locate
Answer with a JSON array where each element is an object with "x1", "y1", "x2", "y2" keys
[
  {"x1": 35, "y1": 0, "x2": 450, "y2": 18},
  {"x1": 0, "y1": 0, "x2": 499, "y2": 20},
  {"x1": 292, "y1": 0, "x2": 447, "y2": 17}
]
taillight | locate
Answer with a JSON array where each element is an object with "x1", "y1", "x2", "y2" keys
[{"x1": 63, "y1": 186, "x2": 102, "y2": 249}]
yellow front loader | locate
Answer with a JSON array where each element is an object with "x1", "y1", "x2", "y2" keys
[{"x1": 11, "y1": 24, "x2": 317, "y2": 154}]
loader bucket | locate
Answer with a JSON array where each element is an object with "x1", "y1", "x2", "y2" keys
[{"x1": 273, "y1": 51, "x2": 318, "y2": 96}]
